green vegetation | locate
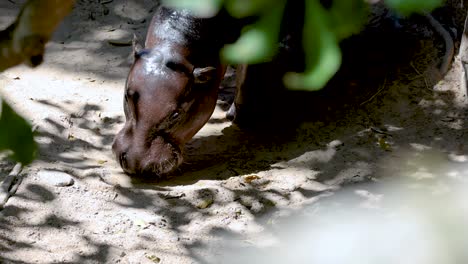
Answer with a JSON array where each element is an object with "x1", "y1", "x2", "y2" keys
[
  {"x1": 0, "y1": 98, "x2": 36, "y2": 165},
  {"x1": 164, "y1": 0, "x2": 443, "y2": 89}
]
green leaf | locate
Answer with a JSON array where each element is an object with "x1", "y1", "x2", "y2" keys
[
  {"x1": 0, "y1": 98, "x2": 37, "y2": 164},
  {"x1": 161, "y1": 0, "x2": 223, "y2": 18},
  {"x1": 386, "y1": 0, "x2": 443, "y2": 15},
  {"x1": 328, "y1": 0, "x2": 368, "y2": 40},
  {"x1": 225, "y1": 0, "x2": 272, "y2": 18},
  {"x1": 221, "y1": 0, "x2": 286, "y2": 64},
  {"x1": 284, "y1": 0, "x2": 341, "y2": 91}
]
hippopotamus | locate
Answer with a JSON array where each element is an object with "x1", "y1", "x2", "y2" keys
[{"x1": 112, "y1": 5, "x2": 245, "y2": 178}]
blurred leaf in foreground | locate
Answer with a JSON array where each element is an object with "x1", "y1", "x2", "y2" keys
[
  {"x1": 0, "y1": 97, "x2": 36, "y2": 165},
  {"x1": 328, "y1": 0, "x2": 368, "y2": 40},
  {"x1": 221, "y1": 0, "x2": 286, "y2": 64},
  {"x1": 386, "y1": 0, "x2": 443, "y2": 15},
  {"x1": 283, "y1": 0, "x2": 342, "y2": 90},
  {"x1": 160, "y1": 0, "x2": 444, "y2": 91},
  {"x1": 225, "y1": 0, "x2": 271, "y2": 18}
]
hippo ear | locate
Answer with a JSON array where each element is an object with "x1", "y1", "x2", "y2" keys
[
  {"x1": 132, "y1": 34, "x2": 143, "y2": 58},
  {"x1": 193, "y1": 67, "x2": 217, "y2": 84}
]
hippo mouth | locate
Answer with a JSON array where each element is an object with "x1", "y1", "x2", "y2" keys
[
  {"x1": 138, "y1": 134, "x2": 184, "y2": 178},
  {"x1": 115, "y1": 133, "x2": 184, "y2": 179}
]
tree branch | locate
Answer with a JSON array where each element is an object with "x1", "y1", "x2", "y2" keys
[{"x1": 0, "y1": 0, "x2": 75, "y2": 71}]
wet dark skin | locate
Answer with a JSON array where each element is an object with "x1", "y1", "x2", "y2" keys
[{"x1": 112, "y1": 6, "x2": 242, "y2": 179}]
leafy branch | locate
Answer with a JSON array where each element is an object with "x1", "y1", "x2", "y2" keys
[{"x1": 164, "y1": 0, "x2": 444, "y2": 90}]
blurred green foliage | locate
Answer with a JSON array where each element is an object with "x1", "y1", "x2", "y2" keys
[
  {"x1": 222, "y1": 0, "x2": 286, "y2": 64},
  {"x1": 386, "y1": 0, "x2": 443, "y2": 15},
  {"x1": 0, "y1": 98, "x2": 36, "y2": 165},
  {"x1": 163, "y1": 0, "x2": 444, "y2": 90},
  {"x1": 283, "y1": 0, "x2": 343, "y2": 90}
]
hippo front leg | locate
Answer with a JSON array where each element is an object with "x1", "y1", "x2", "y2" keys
[
  {"x1": 226, "y1": 63, "x2": 285, "y2": 129},
  {"x1": 225, "y1": 101, "x2": 237, "y2": 121},
  {"x1": 226, "y1": 64, "x2": 247, "y2": 121}
]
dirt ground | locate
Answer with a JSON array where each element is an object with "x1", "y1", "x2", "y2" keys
[{"x1": 0, "y1": 1, "x2": 467, "y2": 263}]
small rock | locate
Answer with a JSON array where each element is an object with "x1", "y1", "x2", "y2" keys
[
  {"x1": 97, "y1": 169, "x2": 133, "y2": 188},
  {"x1": 108, "y1": 39, "x2": 132, "y2": 46},
  {"x1": 195, "y1": 189, "x2": 215, "y2": 209},
  {"x1": 196, "y1": 198, "x2": 213, "y2": 209},
  {"x1": 448, "y1": 153, "x2": 468, "y2": 163},
  {"x1": 37, "y1": 170, "x2": 74, "y2": 187},
  {"x1": 244, "y1": 175, "x2": 261, "y2": 184},
  {"x1": 145, "y1": 254, "x2": 161, "y2": 263}
]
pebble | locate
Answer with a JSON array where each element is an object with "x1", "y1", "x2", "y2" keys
[
  {"x1": 448, "y1": 153, "x2": 468, "y2": 163},
  {"x1": 36, "y1": 169, "x2": 75, "y2": 187}
]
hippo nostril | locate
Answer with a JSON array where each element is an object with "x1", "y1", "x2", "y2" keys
[{"x1": 119, "y1": 152, "x2": 128, "y2": 169}]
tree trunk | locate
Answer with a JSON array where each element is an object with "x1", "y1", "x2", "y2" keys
[{"x1": 458, "y1": 11, "x2": 468, "y2": 105}]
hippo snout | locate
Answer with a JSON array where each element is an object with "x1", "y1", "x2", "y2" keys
[{"x1": 112, "y1": 131, "x2": 183, "y2": 179}]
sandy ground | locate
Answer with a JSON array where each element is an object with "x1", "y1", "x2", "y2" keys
[{"x1": 0, "y1": 1, "x2": 467, "y2": 263}]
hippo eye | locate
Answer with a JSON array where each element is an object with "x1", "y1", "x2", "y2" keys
[
  {"x1": 170, "y1": 111, "x2": 180, "y2": 120},
  {"x1": 165, "y1": 61, "x2": 189, "y2": 74}
]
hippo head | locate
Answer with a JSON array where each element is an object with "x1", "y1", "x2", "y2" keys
[{"x1": 112, "y1": 40, "x2": 222, "y2": 179}]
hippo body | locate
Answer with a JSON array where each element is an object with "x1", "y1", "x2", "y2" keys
[
  {"x1": 112, "y1": 5, "x2": 244, "y2": 178},
  {"x1": 113, "y1": 2, "x2": 305, "y2": 179}
]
